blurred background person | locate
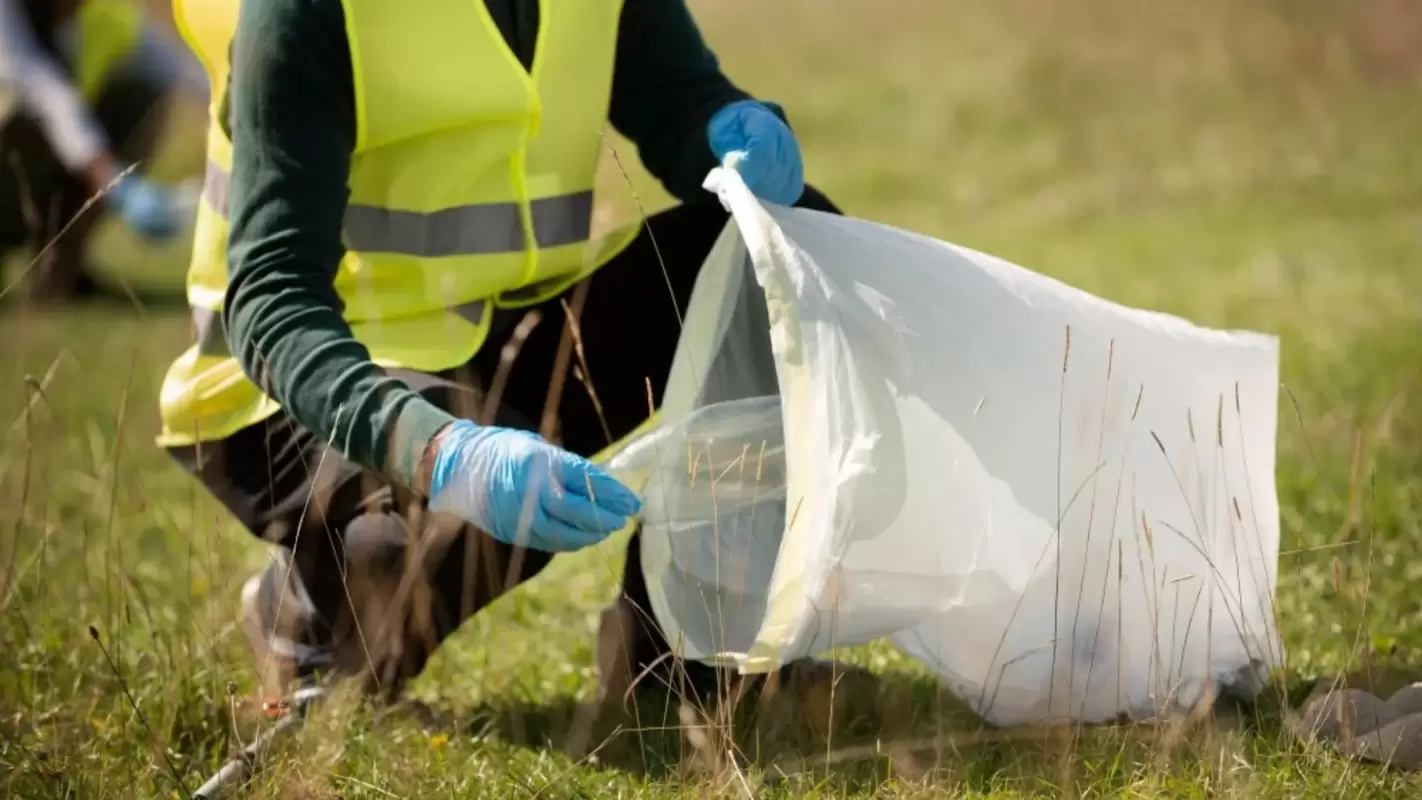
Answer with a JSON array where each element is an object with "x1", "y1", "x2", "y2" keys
[{"x1": 0, "y1": 0, "x2": 206, "y2": 303}]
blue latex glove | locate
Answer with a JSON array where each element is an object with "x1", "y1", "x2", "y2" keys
[
  {"x1": 107, "y1": 173, "x2": 181, "y2": 240},
  {"x1": 706, "y1": 99, "x2": 805, "y2": 206},
  {"x1": 427, "y1": 421, "x2": 641, "y2": 552}
]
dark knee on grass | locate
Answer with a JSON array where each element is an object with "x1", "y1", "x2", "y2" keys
[
  {"x1": 341, "y1": 513, "x2": 410, "y2": 579},
  {"x1": 285, "y1": 512, "x2": 412, "y2": 658}
]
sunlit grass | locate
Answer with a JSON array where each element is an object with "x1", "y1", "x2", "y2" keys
[{"x1": 3, "y1": 0, "x2": 1422, "y2": 795}]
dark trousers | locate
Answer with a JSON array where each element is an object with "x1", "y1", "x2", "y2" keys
[
  {"x1": 166, "y1": 186, "x2": 842, "y2": 700},
  {"x1": 0, "y1": 68, "x2": 169, "y2": 301}
]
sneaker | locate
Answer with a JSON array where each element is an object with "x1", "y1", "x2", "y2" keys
[
  {"x1": 239, "y1": 552, "x2": 334, "y2": 702},
  {"x1": 242, "y1": 547, "x2": 424, "y2": 706}
]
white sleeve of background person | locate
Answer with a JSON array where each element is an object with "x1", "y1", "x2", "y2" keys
[
  {"x1": 604, "y1": 164, "x2": 1283, "y2": 727},
  {"x1": 0, "y1": 0, "x2": 108, "y2": 172}
]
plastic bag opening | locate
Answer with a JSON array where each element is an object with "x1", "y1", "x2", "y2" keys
[
  {"x1": 602, "y1": 195, "x2": 793, "y2": 664},
  {"x1": 605, "y1": 167, "x2": 1283, "y2": 726}
]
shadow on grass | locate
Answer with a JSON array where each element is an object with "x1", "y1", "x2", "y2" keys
[
  {"x1": 445, "y1": 663, "x2": 1371, "y2": 793},
  {"x1": 464, "y1": 665, "x2": 982, "y2": 790},
  {"x1": 445, "y1": 661, "x2": 1291, "y2": 795}
]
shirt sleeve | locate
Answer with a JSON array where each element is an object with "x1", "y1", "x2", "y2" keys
[
  {"x1": 0, "y1": 0, "x2": 108, "y2": 172},
  {"x1": 224, "y1": 0, "x2": 453, "y2": 488},
  {"x1": 607, "y1": 0, "x2": 770, "y2": 203}
]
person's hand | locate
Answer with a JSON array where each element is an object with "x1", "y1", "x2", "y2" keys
[
  {"x1": 107, "y1": 173, "x2": 181, "y2": 241},
  {"x1": 706, "y1": 100, "x2": 805, "y2": 206},
  {"x1": 426, "y1": 421, "x2": 641, "y2": 552}
]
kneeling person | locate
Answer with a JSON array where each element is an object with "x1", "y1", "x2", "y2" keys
[{"x1": 158, "y1": 0, "x2": 841, "y2": 705}]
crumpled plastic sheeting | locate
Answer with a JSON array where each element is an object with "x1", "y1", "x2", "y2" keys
[{"x1": 604, "y1": 166, "x2": 1283, "y2": 727}]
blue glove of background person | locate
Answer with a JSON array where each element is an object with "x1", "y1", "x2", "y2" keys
[
  {"x1": 707, "y1": 99, "x2": 805, "y2": 206},
  {"x1": 107, "y1": 174, "x2": 181, "y2": 241},
  {"x1": 427, "y1": 421, "x2": 641, "y2": 552}
]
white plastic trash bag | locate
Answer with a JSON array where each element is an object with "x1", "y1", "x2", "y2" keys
[{"x1": 603, "y1": 166, "x2": 1283, "y2": 727}]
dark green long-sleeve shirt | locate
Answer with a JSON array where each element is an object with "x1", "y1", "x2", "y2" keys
[{"x1": 223, "y1": 0, "x2": 767, "y2": 488}]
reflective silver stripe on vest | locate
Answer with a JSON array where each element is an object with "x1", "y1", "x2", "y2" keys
[
  {"x1": 343, "y1": 191, "x2": 593, "y2": 257},
  {"x1": 192, "y1": 301, "x2": 489, "y2": 358},
  {"x1": 450, "y1": 301, "x2": 488, "y2": 325},
  {"x1": 499, "y1": 275, "x2": 574, "y2": 303},
  {"x1": 201, "y1": 162, "x2": 592, "y2": 256},
  {"x1": 203, "y1": 160, "x2": 231, "y2": 216},
  {"x1": 193, "y1": 306, "x2": 229, "y2": 357}
]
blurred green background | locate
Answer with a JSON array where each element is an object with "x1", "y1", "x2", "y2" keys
[{"x1": 3, "y1": 0, "x2": 1421, "y2": 796}]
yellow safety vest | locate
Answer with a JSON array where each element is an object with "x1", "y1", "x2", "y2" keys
[
  {"x1": 76, "y1": 0, "x2": 145, "y2": 101},
  {"x1": 157, "y1": 0, "x2": 639, "y2": 447}
]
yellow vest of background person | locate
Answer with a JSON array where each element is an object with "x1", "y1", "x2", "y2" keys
[
  {"x1": 76, "y1": 0, "x2": 145, "y2": 101},
  {"x1": 157, "y1": 0, "x2": 641, "y2": 448}
]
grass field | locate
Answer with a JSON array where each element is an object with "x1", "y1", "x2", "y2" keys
[{"x1": 4, "y1": 0, "x2": 1422, "y2": 796}]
